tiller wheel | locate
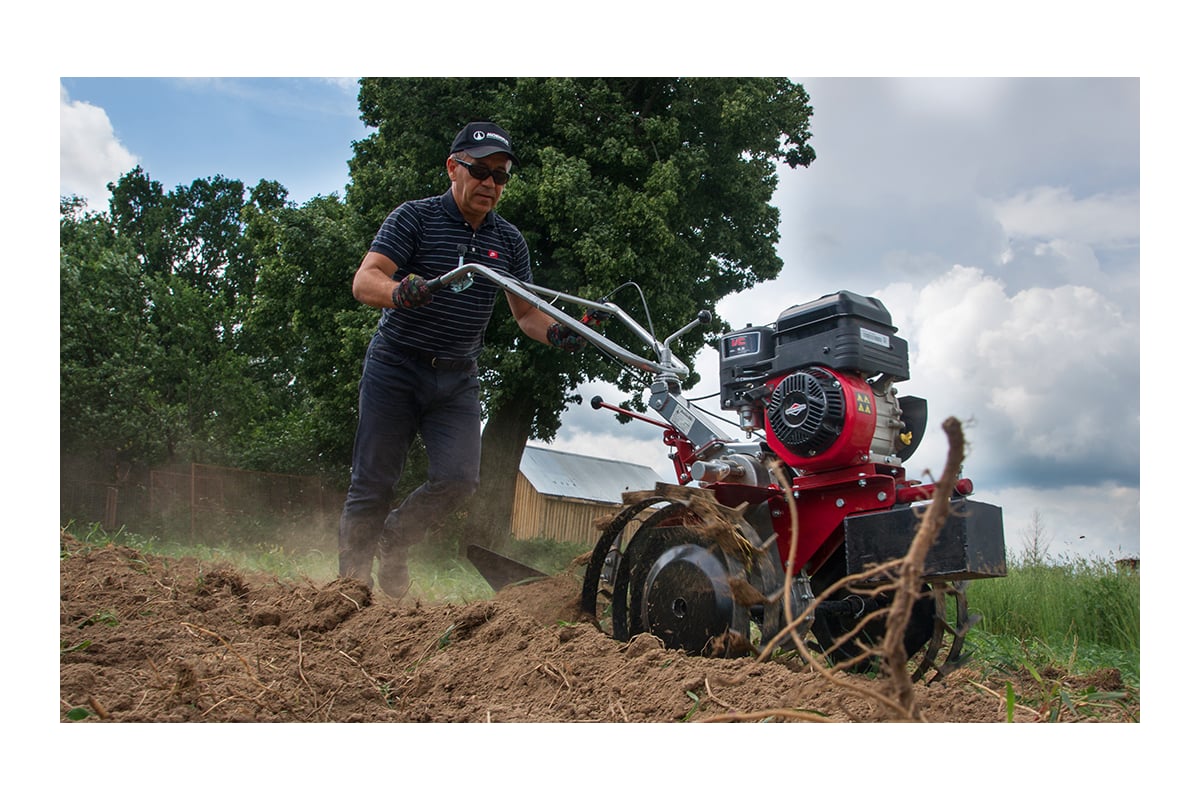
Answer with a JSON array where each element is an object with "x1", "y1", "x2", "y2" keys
[{"x1": 581, "y1": 485, "x2": 793, "y2": 657}]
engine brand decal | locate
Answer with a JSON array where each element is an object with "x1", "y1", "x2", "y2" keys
[
  {"x1": 860, "y1": 328, "x2": 890, "y2": 348},
  {"x1": 670, "y1": 403, "x2": 696, "y2": 433},
  {"x1": 723, "y1": 331, "x2": 761, "y2": 357},
  {"x1": 855, "y1": 391, "x2": 873, "y2": 414}
]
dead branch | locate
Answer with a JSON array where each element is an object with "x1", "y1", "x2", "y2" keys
[{"x1": 880, "y1": 416, "x2": 966, "y2": 715}]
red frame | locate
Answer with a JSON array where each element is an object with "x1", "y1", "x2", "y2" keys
[{"x1": 592, "y1": 389, "x2": 973, "y2": 576}]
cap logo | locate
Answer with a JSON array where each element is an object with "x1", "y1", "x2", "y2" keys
[{"x1": 472, "y1": 129, "x2": 511, "y2": 148}]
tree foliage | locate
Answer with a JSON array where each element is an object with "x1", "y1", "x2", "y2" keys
[
  {"x1": 237, "y1": 191, "x2": 374, "y2": 472},
  {"x1": 61, "y1": 174, "x2": 371, "y2": 478},
  {"x1": 61, "y1": 197, "x2": 170, "y2": 462}
]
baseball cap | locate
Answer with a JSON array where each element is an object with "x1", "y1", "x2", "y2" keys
[{"x1": 450, "y1": 121, "x2": 519, "y2": 167}]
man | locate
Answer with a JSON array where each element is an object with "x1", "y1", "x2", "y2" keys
[{"x1": 339, "y1": 121, "x2": 587, "y2": 597}]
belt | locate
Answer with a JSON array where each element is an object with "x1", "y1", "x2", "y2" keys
[{"x1": 401, "y1": 347, "x2": 476, "y2": 371}]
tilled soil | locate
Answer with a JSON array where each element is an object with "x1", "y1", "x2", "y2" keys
[{"x1": 58, "y1": 530, "x2": 1135, "y2": 723}]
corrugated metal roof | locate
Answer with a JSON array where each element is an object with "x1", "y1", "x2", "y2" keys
[{"x1": 520, "y1": 445, "x2": 664, "y2": 504}]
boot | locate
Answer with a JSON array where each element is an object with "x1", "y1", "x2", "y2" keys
[
  {"x1": 378, "y1": 505, "x2": 419, "y2": 598},
  {"x1": 377, "y1": 541, "x2": 410, "y2": 598},
  {"x1": 338, "y1": 516, "x2": 379, "y2": 588}
]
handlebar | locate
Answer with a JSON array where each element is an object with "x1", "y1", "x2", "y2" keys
[{"x1": 426, "y1": 260, "x2": 704, "y2": 379}]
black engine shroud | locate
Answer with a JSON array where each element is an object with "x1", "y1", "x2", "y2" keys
[{"x1": 719, "y1": 289, "x2": 910, "y2": 413}]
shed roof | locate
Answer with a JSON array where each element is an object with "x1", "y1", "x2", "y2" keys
[{"x1": 520, "y1": 445, "x2": 664, "y2": 504}]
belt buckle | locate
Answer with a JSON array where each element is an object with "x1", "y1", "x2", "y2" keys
[{"x1": 430, "y1": 355, "x2": 442, "y2": 368}]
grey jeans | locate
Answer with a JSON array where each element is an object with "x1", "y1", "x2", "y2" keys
[{"x1": 338, "y1": 333, "x2": 482, "y2": 580}]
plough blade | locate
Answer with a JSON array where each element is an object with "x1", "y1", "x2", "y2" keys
[{"x1": 466, "y1": 544, "x2": 548, "y2": 592}]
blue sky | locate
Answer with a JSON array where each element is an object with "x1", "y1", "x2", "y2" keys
[
  {"x1": 58, "y1": 76, "x2": 1144, "y2": 562},
  {"x1": 60, "y1": 77, "x2": 368, "y2": 208}
]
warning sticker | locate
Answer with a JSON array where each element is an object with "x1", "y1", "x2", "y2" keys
[
  {"x1": 855, "y1": 391, "x2": 873, "y2": 415},
  {"x1": 670, "y1": 403, "x2": 696, "y2": 432}
]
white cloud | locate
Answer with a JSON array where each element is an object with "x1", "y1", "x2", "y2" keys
[
  {"x1": 881, "y1": 266, "x2": 1138, "y2": 485},
  {"x1": 992, "y1": 185, "x2": 1140, "y2": 244},
  {"x1": 59, "y1": 83, "x2": 137, "y2": 211}
]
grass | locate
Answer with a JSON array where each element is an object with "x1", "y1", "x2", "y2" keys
[
  {"x1": 63, "y1": 520, "x2": 340, "y2": 582},
  {"x1": 966, "y1": 549, "x2": 1140, "y2": 687},
  {"x1": 957, "y1": 546, "x2": 1140, "y2": 720}
]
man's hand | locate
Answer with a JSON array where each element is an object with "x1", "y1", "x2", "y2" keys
[
  {"x1": 581, "y1": 308, "x2": 612, "y2": 329},
  {"x1": 393, "y1": 274, "x2": 433, "y2": 309},
  {"x1": 548, "y1": 308, "x2": 612, "y2": 353},
  {"x1": 546, "y1": 322, "x2": 586, "y2": 353}
]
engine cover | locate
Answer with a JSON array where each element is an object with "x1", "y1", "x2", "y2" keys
[{"x1": 765, "y1": 367, "x2": 877, "y2": 470}]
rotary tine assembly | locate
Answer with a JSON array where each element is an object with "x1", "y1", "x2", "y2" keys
[
  {"x1": 581, "y1": 484, "x2": 790, "y2": 658},
  {"x1": 910, "y1": 581, "x2": 980, "y2": 682}
]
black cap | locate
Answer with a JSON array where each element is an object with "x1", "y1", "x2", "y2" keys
[{"x1": 450, "y1": 121, "x2": 519, "y2": 167}]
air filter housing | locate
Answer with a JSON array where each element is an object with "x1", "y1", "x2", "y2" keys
[{"x1": 773, "y1": 290, "x2": 909, "y2": 380}]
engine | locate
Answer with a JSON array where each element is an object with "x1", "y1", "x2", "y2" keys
[{"x1": 718, "y1": 290, "x2": 927, "y2": 472}]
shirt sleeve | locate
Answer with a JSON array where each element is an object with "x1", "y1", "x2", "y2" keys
[
  {"x1": 508, "y1": 225, "x2": 533, "y2": 283},
  {"x1": 368, "y1": 203, "x2": 421, "y2": 271}
]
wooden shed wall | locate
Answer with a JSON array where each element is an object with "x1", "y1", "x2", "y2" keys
[{"x1": 511, "y1": 473, "x2": 617, "y2": 546}]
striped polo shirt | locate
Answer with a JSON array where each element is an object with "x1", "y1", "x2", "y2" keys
[{"x1": 369, "y1": 190, "x2": 532, "y2": 359}]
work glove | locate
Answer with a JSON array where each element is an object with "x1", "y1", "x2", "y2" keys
[
  {"x1": 548, "y1": 308, "x2": 613, "y2": 353},
  {"x1": 581, "y1": 308, "x2": 612, "y2": 329},
  {"x1": 548, "y1": 308, "x2": 612, "y2": 353},
  {"x1": 393, "y1": 274, "x2": 433, "y2": 309},
  {"x1": 546, "y1": 322, "x2": 586, "y2": 353}
]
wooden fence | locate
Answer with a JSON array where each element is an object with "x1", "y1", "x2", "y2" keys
[{"x1": 61, "y1": 462, "x2": 343, "y2": 541}]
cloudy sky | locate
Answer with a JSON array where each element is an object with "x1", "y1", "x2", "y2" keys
[{"x1": 58, "y1": 76, "x2": 1143, "y2": 561}]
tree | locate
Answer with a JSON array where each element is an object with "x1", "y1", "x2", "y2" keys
[
  {"x1": 85, "y1": 170, "x2": 282, "y2": 467},
  {"x1": 60, "y1": 196, "x2": 170, "y2": 464},
  {"x1": 109, "y1": 169, "x2": 253, "y2": 301},
  {"x1": 66, "y1": 165, "x2": 373, "y2": 484},
  {"x1": 346, "y1": 78, "x2": 815, "y2": 549},
  {"x1": 238, "y1": 190, "x2": 375, "y2": 475},
  {"x1": 1020, "y1": 509, "x2": 1055, "y2": 567}
]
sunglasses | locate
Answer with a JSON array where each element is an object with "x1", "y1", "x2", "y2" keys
[{"x1": 454, "y1": 158, "x2": 512, "y2": 185}]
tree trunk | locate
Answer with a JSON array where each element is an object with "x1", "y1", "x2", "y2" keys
[{"x1": 462, "y1": 393, "x2": 537, "y2": 553}]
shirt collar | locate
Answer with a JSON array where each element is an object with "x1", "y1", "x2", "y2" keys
[{"x1": 440, "y1": 189, "x2": 494, "y2": 229}]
